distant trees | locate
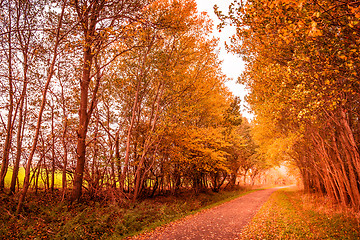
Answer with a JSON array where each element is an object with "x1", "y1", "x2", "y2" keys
[
  {"x1": 224, "y1": 0, "x2": 360, "y2": 209},
  {"x1": 0, "y1": 0, "x2": 261, "y2": 212}
]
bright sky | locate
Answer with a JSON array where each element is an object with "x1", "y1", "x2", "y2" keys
[{"x1": 195, "y1": 0, "x2": 253, "y2": 120}]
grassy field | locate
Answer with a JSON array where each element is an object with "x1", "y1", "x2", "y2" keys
[
  {"x1": 239, "y1": 188, "x2": 360, "y2": 239},
  {"x1": 4, "y1": 167, "x2": 65, "y2": 189},
  {"x1": 0, "y1": 186, "x2": 255, "y2": 239}
]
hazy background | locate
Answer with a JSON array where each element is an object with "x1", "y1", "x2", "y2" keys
[{"x1": 195, "y1": 0, "x2": 252, "y2": 120}]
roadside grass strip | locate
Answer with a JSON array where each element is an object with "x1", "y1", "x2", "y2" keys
[
  {"x1": 239, "y1": 188, "x2": 360, "y2": 239},
  {"x1": 0, "y1": 187, "x2": 256, "y2": 239}
]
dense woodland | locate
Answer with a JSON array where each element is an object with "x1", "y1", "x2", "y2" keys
[
  {"x1": 0, "y1": 0, "x2": 273, "y2": 214},
  {"x1": 221, "y1": 0, "x2": 360, "y2": 210},
  {"x1": 2, "y1": 0, "x2": 359, "y2": 221}
]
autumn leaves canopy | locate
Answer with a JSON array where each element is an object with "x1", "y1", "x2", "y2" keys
[
  {"x1": 0, "y1": 0, "x2": 256, "y2": 210},
  {"x1": 224, "y1": 0, "x2": 360, "y2": 209}
]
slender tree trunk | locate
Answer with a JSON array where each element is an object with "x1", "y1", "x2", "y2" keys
[
  {"x1": 59, "y1": 79, "x2": 68, "y2": 200},
  {"x1": 115, "y1": 130, "x2": 121, "y2": 187},
  {"x1": 51, "y1": 106, "x2": 55, "y2": 192},
  {"x1": 16, "y1": 1, "x2": 65, "y2": 213},
  {"x1": 10, "y1": 57, "x2": 28, "y2": 194},
  {"x1": 90, "y1": 108, "x2": 100, "y2": 196},
  {"x1": 330, "y1": 132, "x2": 352, "y2": 206},
  {"x1": 10, "y1": 0, "x2": 31, "y2": 195},
  {"x1": 72, "y1": 46, "x2": 92, "y2": 202},
  {"x1": 45, "y1": 152, "x2": 50, "y2": 191},
  {"x1": 331, "y1": 109, "x2": 360, "y2": 209},
  {"x1": 10, "y1": 100, "x2": 26, "y2": 194},
  {"x1": 104, "y1": 103, "x2": 116, "y2": 188},
  {"x1": 120, "y1": 82, "x2": 140, "y2": 192},
  {"x1": 71, "y1": 47, "x2": 102, "y2": 201},
  {"x1": 133, "y1": 83, "x2": 162, "y2": 201},
  {"x1": 311, "y1": 132, "x2": 339, "y2": 202},
  {"x1": 71, "y1": 0, "x2": 106, "y2": 200},
  {"x1": 0, "y1": 3, "x2": 14, "y2": 190},
  {"x1": 61, "y1": 123, "x2": 68, "y2": 200},
  {"x1": 339, "y1": 108, "x2": 360, "y2": 174},
  {"x1": 35, "y1": 163, "x2": 41, "y2": 194}
]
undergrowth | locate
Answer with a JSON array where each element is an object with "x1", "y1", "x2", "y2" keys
[
  {"x1": 239, "y1": 188, "x2": 360, "y2": 239},
  {"x1": 0, "y1": 186, "x2": 252, "y2": 239}
]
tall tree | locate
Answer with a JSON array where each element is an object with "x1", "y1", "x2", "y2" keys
[
  {"x1": 17, "y1": 0, "x2": 66, "y2": 213},
  {"x1": 0, "y1": 0, "x2": 15, "y2": 191},
  {"x1": 223, "y1": 0, "x2": 360, "y2": 209},
  {"x1": 70, "y1": 0, "x2": 151, "y2": 202}
]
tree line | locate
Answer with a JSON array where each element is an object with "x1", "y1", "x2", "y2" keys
[
  {"x1": 223, "y1": 0, "x2": 360, "y2": 210},
  {"x1": 0, "y1": 0, "x2": 266, "y2": 213}
]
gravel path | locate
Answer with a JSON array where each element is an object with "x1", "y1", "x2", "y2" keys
[{"x1": 129, "y1": 188, "x2": 279, "y2": 240}]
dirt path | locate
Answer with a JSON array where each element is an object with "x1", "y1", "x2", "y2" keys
[{"x1": 129, "y1": 188, "x2": 280, "y2": 240}]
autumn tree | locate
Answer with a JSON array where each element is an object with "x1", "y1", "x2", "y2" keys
[
  {"x1": 104, "y1": 0, "x2": 246, "y2": 198},
  {"x1": 16, "y1": 0, "x2": 67, "y2": 213},
  {"x1": 68, "y1": 0, "x2": 153, "y2": 202},
  {"x1": 0, "y1": 0, "x2": 256, "y2": 210},
  {"x1": 223, "y1": 0, "x2": 360, "y2": 209}
]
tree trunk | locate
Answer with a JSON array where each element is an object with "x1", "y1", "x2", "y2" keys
[
  {"x1": 10, "y1": 0, "x2": 31, "y2": 195},
  {"x1": 115, "y1": 130, "x2": 121, "y2": 187},
  {"x1": 120, "y1": 80, "x2": 141, "y2": 192},
  {"x1": 51, "y1": 106, "x2": 55, "y2": 192},
  {"x1": 71, "y1": 0, "x2": 105, "y2": 199},
  {"x1": 72, "y1": 45, "x2": 93, "y2": 202},
  {"x1": 0, "y1": 3, "x2": 14, "y2": 190},
  {"x1": 10, "y1": 101, "x2": 26, "y2": 194},
  {"x1": 133, "y1": 83, "x2": 163, "y2": 201}
]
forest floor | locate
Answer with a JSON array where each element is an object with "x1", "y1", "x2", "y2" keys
[
  {"x1": 1, "y1": 186, "x2": 359, "y2": 239},
  {"x1": 0, "y1": 186, "x2": 255, "y2": 239}
]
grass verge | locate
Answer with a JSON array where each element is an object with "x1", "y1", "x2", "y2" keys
[
  {"x1": 239, "y1": 188, "x2": 360, "y2": 239},
  {"x1": 0, "y1": 186, "x2": 255, "y2": 239}
]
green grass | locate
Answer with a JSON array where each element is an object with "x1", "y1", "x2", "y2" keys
[
  {"x1": 0, "y1": 186, "x2": 255, "y2": 239},
  {"x1": 5, "y1": 167, "x2": 66, "y2": 189},
  {"x1": 4, "y1": 167, "x2": 25, "y2": 188},
  {"x1": 239, "y1": 188, "x2": 360, "y2": 239}
]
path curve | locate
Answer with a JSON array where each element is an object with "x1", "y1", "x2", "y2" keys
[{"x1": 129, "y1": 187, "x2": 280, "y2": 240}]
